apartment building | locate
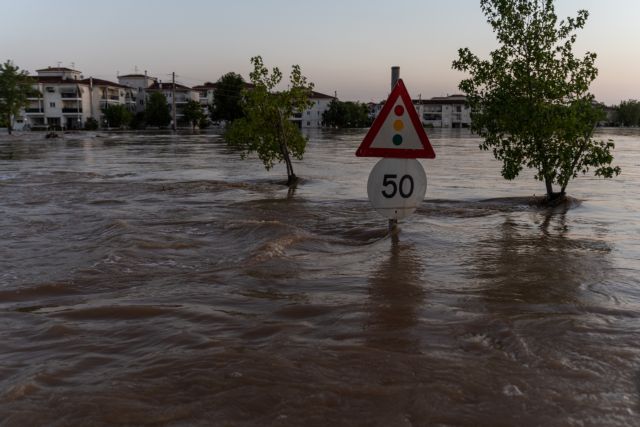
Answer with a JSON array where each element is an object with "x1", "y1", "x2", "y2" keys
[
  {"x1": 146, "y1": 81, "x2": 198, "y2": 126},
  {"x1": 15, "y1": 66, "x2": 135, "y2": 130},
  {"x1": 117, "y1": 73, "x2": 158, "y2": 113},
  {"x1": 414, "y1": 95, "x2": 471, "y2": 128},
  {"x1": 291, "y1": 91, "x2": 335, "y2": 128}
]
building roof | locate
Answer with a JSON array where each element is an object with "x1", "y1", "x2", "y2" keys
[
  {"x1": 415, "y1": 95, "x2": 468, "y2": 105},
  {"x1": 79, "y1": 77, "x2": 131, "y2": 89},
  {"x1": 118, "y1": 73, "x2": 155, "y2": 79},
  {"x1": 36, "y1": 66, "x2": 81, "y2": 73},
  {"x1": 192, "y1": 82, "x2": 217, "y2": 90},
  {"x1": 31, "y1": 75, "x2": 88, "y2": 85},
  {"x1": 309, "y1": 90, "x2": 334, "y2": 99},
  {"x1": 147, "y1": 81, "x2": 193, "y2": 91},
  {"x1": 192, "y1": 81, "x2": 256, "y2": 91}
]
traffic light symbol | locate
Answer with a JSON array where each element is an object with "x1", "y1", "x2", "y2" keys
[{"x1": 393, "y1": 105, "x2": 405, "y2": 146}]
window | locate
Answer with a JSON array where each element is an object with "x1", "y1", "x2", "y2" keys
[
  {"x1": 456, "y1": 106, "x2": 462, "y2": 112},
  {"x1": 46, "y1": 87, "x2": 55, "y2": 93},
  {"x1": 307, "y1": 111, "x2": 310, "y2": 116},
  {"x1": 49, "y1": 102, "x2": 55, "y2": 108},
  {"x1": 307, "y1": 121, "x2": 311, "y2": 126},
  {"x1": 139, "y1": 100, "x2": 144, "y2": 105}
]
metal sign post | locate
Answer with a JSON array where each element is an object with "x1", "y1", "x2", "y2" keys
[{"x1": 356, "y1": 68, "x2": 436, "y2": 229}]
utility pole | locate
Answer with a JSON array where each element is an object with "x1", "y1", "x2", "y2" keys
[{"x1": 172, "y1": 72, "x2": 177, "y2": 131}]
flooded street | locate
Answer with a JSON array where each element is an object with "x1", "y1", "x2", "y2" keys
[{"x1": 1, "y1": 129, "x2": 639, "y2": 426}]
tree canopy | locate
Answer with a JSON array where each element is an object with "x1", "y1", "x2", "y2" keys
[
  {"x1": 0, "y1": 60, "x2": 34, "y2": 134},
  {"x1": 452, "y1": 0, "x2": 620, "y2": 201},
  {"x1": 323, "y1": 100, "x2": 372, "y2": 128},
  {"x1": 102, "y1": 104, "x2": 132, "y2": 128},
  {"x1": 182, "y1": 100, "x2": 205, "y2": 130},
  {"x1": 145, "y1": 92, "x2": 171, "y2": 127},
  {"x1": 210, "y1": 72, "x2": 246, "y2": 122},
  {"x1": 615, "y1": 100, "x2": 640, "y2": 127},
  {"x1": 225, "y1": 56, "x2": 314, "y2": 186}
]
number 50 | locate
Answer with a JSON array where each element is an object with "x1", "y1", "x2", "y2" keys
[{"x1": 381, "y1": 174, "x2": 414, "y2": 199}]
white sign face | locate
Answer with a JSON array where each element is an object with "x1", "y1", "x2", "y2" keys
[{"x1": 367, "y1": 158, "x2": 427, "y2": 220}]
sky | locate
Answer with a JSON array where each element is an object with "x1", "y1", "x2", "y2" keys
[{"x1": 1, "y1": 0, "x2": 638, "y2": 105}]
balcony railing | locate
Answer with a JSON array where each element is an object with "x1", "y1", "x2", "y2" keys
[
  {"x1": 62, "y1": 108, "x2": 82, "y2": 113},
  {"x1": 60, "y1": 92, "x2": 81, "y2": 99},
  {"x1": 24, "y1": 108, "x2": 44, "y2": 113}
]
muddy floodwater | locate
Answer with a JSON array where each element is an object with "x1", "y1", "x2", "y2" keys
[{"x1": 1, "y1": 129, "x2": 639, "y2": 426}]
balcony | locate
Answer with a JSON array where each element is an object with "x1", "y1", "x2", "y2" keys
[
  {"x1": 62, "y1": 108, "x2": 82, "y2": 114},
  {"x1": 24, "y1": 108, "x2": 44, "y2": 114},
  {"x1": 60, "y1": 92, "x2": 81, "y2": 99}
]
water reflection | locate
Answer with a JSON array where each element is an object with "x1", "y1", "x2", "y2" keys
[
  {"x1": 365, "y1": 232, "x2": 424, "y2": 351},
  {"x1": 475, "y1": 208, "x2": 612, "y2": 308}
]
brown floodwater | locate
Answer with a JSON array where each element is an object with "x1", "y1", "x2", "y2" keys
[{"x1": 1, "y1": 128, "x2": 639, "y2": 426}]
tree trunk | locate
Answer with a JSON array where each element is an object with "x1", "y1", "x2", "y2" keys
[
  {"x1": 7, "y1": 113, "x2": 12, "y2": 135},
  {"x1": 278, "y1": 115, "x2": 296, "y2": 186},
  {"x1": 544, "y1": 176, "x2": 565, "y2": 204}
]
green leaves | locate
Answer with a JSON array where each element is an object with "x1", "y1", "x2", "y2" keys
[
  {"x1": 453, "y1": 0, "x2": 619, "y2": 198},
  {"x1": 210, "y1": 72, "x2": 245, "y2": 122},
  {"x1": 182, "y1": 100, "x2": 204, "y2": 130},
  {"x1": 145, "y1": 92, "x2": 171, "y2": 127},
  {"x1": 102, "y1": 104, "x2": 132, "y2": 129},
  {"x1": 322, "y1": 99, "x2": 372, "y2": 128},
  {"x1": 0, "y1": 60, "x2": 34, "y2": 134},
  {"x1": 225, "y1": 56, "x2": 314, "y2": 185}
]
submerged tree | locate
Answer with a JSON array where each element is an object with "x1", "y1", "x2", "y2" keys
[
  {"x1": 182, "y1": 100, "x2": 204, "y2": 130},
  {"x1": 102, "y1": 104, "x2": 132, "y2": 128},
  {"x1": 145, "y1": 92, "x2": 171, "y2": 127},
  {"x1": 225, "y1": 56, "x2": 314, "y2": 186},
  {"x1": 0, "y1": 61, "x2": 34, "y2": 135},
  {"x1": 323, "y1": 99, "x2": 372, "y2": 128},
  {"x1": 210, "y1": 72, "x2": 246, "y2": 122},
  {"x1": 452, "y1": 0, "x2": 620, "y2": 202},
  {"x1": 615, "y1": 100, "x2": 640, "y2": 127}
]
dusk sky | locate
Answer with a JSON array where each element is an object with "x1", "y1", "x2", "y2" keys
[{"x1": 2, "y1": 0, "x2": 638, "y2": 104}]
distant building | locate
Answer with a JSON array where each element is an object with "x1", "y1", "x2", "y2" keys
[
  {"x1": 146, "y1": 81, "x2": 198, "y2": 126},
  {"x1": 117, "y1": 73, "x2": 158, "y2": 113},
  {"x1": 414, "y1": 95, "x2": 471, "y2": 128},
  {"x1": 14, "y1": 66, "x2": 135, "y2": 130},
  {"x1": 291, "y1": 90, "x2": 335, "y2": 128}
]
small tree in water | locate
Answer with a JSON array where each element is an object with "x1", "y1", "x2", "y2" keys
[
  {"x1": 452, "y1": 0, "x2": 620, "y2": 203},
  {"x1": 225, "y1": 56, "x2": 314, "y2": 186},
  {"x1": 0, "y1": 60, "x2": 34, "y2": 135}
]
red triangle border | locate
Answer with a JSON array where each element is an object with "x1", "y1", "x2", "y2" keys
[{"x1": 356, "y1": 79, "x2": 436, "y2": 159}]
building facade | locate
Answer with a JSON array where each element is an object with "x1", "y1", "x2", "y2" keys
[
  {"x1": 117, "y1": 73, "x2": 158, "y2": 113},
  {"x1": 414, "y1": 95, "x2": 471, "y2": 128},
  {"x1": 146, "y1": 81, "x2": 198, "y2": 126},
  {"x1": 291, "y1": 91, "x2": 335, "y2": 128},
  {"x1": 14, "y1": 67, "x2": 136, "y2": 130}
]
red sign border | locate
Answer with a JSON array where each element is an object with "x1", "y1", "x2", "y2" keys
[{"x1": 356, "y1": 79, "x2": 436, "y2": 159}]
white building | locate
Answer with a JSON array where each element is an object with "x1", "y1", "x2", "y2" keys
[
  {"x1": 14, "y1": 66, "x2": 135, "y2": 130},
  {"x1": 146, "y1": 81, "x2": 198, "y2": 126},
  {"x1": 117, "y1": 73, "x2": 157, "y2": 113},
  {"x1": 414, "y1": 95, "x2": 471, "y2": 128},
  {"x1": 291, "y1": 90, "x2": 335, "y2": 128}
]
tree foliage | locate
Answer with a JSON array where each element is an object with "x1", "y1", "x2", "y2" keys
[
  {"x1": 323, "y1": 100, "x2": 372, "y2": 128},
  {"x1": 102, "y1": 104, "x2": 132, "y2": 128},
  {"x1": 452, "y1": 0, "x2": 620, "y2": 201},
  {"x1": 145, "y1": 92, "x2": 171, "y2": 127},
  {"x1": 84, "y1": 117, "x2": 99, "y2": 130},
  {"x1": 0, "y1": 60, "x2": 34, "y2": 134},
  {"x1": 182, "y1": 100, "x2": 205, "y2": 130},
  {"x1": 210, "y1": 72, "x2": 246, "y2": 122},
  {"x1": 225, "y1": 56, "x2": 314, "y2": 186},
  {"x1": 615, "y1": 100, "x2": 640, "y2": 127}
]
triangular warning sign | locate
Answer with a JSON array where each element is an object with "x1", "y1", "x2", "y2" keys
[{"x1": 356, "y1": 79, "x2": 435, "y2": 159}]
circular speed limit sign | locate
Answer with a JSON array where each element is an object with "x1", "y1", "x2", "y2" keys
[{"x1": 366, "y1": 158, "x2": 427, "y2": 220}]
